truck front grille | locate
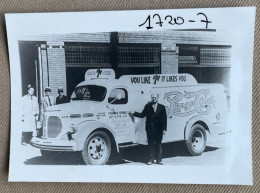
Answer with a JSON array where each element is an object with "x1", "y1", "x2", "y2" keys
[{"x1": 47, "y1": 116, "x2": 62, "y2": 138}]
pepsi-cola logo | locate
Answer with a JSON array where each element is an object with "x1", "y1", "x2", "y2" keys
[{"x1": 164, "y1": 89, "x2": 215, "y2": 117}]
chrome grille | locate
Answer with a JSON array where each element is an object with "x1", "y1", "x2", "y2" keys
[{"x1": 47, "y1": 116, "x2": 62, "y2": 138}]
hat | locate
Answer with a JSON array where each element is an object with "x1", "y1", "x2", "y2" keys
[
  {"x1": 58, "y1": 87, "x2": 63, "y2": 92},
  {"x1": 28, "y1": 84, "x2": 34, "y2": 89},
  {"x1": 44, "y1": 87, "x2": 51, "y2": 92}
]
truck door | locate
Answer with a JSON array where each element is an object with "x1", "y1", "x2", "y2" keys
[{"x1": 106, "y1": 87, "x2": 135, "y2": 143}]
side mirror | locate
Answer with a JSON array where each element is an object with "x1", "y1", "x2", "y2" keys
[
  {"x1": 109, "y1": 94, "x2": 122, "y2": 105},
  {"x1": 116, "y1": 94, "x2": 122, "y2": 100}
]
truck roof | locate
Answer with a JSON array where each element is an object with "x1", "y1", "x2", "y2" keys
[{"x1": 76, "y1": 69, "x2": 198, "y2": 89}]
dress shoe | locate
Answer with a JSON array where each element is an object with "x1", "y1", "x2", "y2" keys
[{"x1": 147, "y1": 161, "x2": 153, "y2": 165}]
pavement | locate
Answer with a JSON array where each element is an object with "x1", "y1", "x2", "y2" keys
[{"x1": 20, "y1": 132, "x2": 231, "y2": 166}]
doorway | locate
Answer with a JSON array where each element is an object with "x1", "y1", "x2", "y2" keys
[{"x1": 18, "y1": 41, "x2": 46, "y2": 100}]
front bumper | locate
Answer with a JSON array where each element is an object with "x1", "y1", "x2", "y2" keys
[{"x1": 30, "y1": 137, "x2": 77, "y2": 151}]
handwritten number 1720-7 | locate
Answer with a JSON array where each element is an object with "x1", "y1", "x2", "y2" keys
[{"x1": 139, "y1": 12, "x2": 211, "y2": 29}]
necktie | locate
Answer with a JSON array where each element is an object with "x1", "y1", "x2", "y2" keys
[
  {"x1": 153, "y1": 104, "x2": 156, "y2": 112},
  {"x1": 48, "y1": 96, "x2": 52, "y2": 106}
]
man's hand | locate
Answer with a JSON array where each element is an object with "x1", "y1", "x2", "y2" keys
[
  {"x1": 129, "y1": 111, "x2": 135, "y2": 115},
  {"x1": 163, "y1": 130, "x2": 167, "y2": 135},
  {"x1": 128, "y1": 111, "x2": 135, "y2": 123}
]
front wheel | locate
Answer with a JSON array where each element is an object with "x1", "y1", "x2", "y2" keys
[
  {"x1": 186, "y1": 124, "x2": 207, "y2": 156},
  {"x1": 81, "y1": 131, "x2": 111, "y2": 165}
]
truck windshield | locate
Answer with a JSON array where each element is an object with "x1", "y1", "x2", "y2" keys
[{"x1": 71, "y1": 85, "x2": 107, "y2": 102}]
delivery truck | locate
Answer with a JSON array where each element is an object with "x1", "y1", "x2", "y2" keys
[{"x1": 31, "y1": 68, "x2": 228, "y2": 165}]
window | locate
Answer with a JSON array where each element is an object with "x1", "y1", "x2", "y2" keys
[
  {"x1": 65, "y1": 43, "x2": 110, "y2": 67},
  {"x1": 71, "y1": 85, "x2": 107, "y2": 102},
  {"x1": 108, "y1": 88, "x2": 128, "y2": 104},
  {"x1": 116, "y1": 43, "x2": 161, "y2": 78},
  {"x1": 178, "y1": 46, "x2": 199, "y2": 64},
  {"x1": 178, "y1": 45, "x2": 231, "y2": 67},
  {"x1": 118, "y1": 44, "x2": 161, "y2": 67},
  {"x1": 200, "y1": 47, "x2": 231, "y2": 65}
]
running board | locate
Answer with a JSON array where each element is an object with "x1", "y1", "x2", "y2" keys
[{"x1": 118, "y1": 142, "x2": 139, "y2": 148}]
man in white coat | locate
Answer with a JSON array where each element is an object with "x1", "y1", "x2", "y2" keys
[{"x1": 21, "y1": 85, "x2": 39, "y2": 145}]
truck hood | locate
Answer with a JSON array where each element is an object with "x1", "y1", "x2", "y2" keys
[{"x1": 45, "y1": 101, "x2": 102, "y2": 115}]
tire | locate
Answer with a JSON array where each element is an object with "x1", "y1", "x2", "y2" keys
[
  {"x1": 81, "y1": 131, "x2": 111, "y2": 165},
  {"x1": 186, "y1": 124, "x2": 207, "y2": 156}
]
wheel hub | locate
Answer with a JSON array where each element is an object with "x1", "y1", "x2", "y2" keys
[
  {"x1": 88, "y1": 137, "x2": 106, "y2": 160},
  {"x1": 191, "y1": 130, "x2": 204, "y2": 151}
]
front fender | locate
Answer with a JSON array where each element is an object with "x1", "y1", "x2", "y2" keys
[
  {"x1": 74, "y1": 120, "x2": 119, "y2": 152},
  {"x1": 184, "y1": 115, "x2": 212, "y2": 140}
]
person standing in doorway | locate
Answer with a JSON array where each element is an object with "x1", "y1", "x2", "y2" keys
[
  {"x1": 21, "y1": 85, "x2": 39, "y2": 145},
  {"x1": 56, "y1": 87, "x2": 69, "y2": 105},
  {"x1": 130, "y1": 93, "x2": 167, "y2": 165},
  {"x1": 41, "y1": 87, "x2": 56, "y2": 111},
  {"x1": 40, "y1": 87, "x2": 56, "y2": 121},
  {"x1": 38, "y1": 87, "x2": 56, "y2": 137}
]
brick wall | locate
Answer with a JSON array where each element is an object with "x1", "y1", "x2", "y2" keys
[
  {"x1": 46, "y1": 42, "x2": 67, "y2": 98},
  {"x1": 161, "y1": 51, "x2": 178, "y2": 74}
]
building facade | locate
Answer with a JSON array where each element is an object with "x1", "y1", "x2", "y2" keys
[{"x1": 18, "y1": 30, "x2": 231, "y2": 104}]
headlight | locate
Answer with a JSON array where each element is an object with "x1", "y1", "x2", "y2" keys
[
  {"x1": 69, "y1": 123, "x2": 78, "y2": 133},
  {"x1": 61, "y1": 124, "x2": 78, "y2": 141}
]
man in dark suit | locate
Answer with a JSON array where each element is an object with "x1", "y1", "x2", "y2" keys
[
  {"x1": 56, "y1": 87, "x2": 69, "y2": 105},
  {"x1": 131, "y1": 93, "x2": 167, "y2": 165}
]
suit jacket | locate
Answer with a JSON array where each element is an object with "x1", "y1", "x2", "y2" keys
[
  {"x1": 39, "y1": 95, "x2": 56, "y2": 121},
  {"x1": 133, "y1": 102, "x2": 167, "y2": 139},
  {"x1": 56, "y1": 95, "x2": 69, "y2": 105},
  {"x1": 41, "y1": 95, "x2": 56, "y2": 112}
]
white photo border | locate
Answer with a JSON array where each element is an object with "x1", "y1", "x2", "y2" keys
[{"x1": 6, "y1": 7, "x2": 255, "y2": 184}]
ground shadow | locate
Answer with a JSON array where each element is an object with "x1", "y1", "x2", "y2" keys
[
  {"x1": 24, "y1": 141, "x2": 219, "y2": 165},
  {"x1": 24, "y1": 152, "x2": 85, "y2": 165},
  {"x1": 113, "y1": 141, "x2": 219, "y2": 165}
]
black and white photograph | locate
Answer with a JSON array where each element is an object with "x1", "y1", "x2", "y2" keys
[{"x1": 6, "y1": 7, "x2": 255, "y2": 184}]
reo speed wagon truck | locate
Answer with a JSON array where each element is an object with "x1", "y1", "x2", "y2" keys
[{"x1": 31, "y1": 69, "x2": 228, "y2": 165}]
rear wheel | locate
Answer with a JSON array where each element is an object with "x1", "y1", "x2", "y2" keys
[
  {"x1": 81, "y1": 131, "x2": 111, "y2": 165},
  {"x1": 186, "y1": 124, "x2": 207, "y2": 156}
]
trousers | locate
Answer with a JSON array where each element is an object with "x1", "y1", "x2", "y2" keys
[{"x1": 147, "y1": 138, "x2": 162, "y2": 162}]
